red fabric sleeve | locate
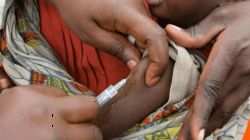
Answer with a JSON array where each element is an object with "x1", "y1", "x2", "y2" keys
[{"x1": 38, "y1": 0, "x2": 129, "y2": 94}]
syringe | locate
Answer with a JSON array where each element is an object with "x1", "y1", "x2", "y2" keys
[{"x1": 96, "y1": 75, "x2": 132, "y2": 107}]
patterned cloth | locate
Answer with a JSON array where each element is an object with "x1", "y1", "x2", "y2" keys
[
  {"x1": 0, "y1": 0, "x2": 249, "y2": 140},
  {"x1": 0, "y1": 0, "x2": 93, "y2": 95}
]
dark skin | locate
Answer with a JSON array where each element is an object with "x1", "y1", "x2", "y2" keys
[
  {"x1": 47, "y1": 0, "x2": 170, "y2": 86},
  {"x1": 0, "y1": 0, "x2": 173, "y2": 139},
  {"x1": 79, "y1": 1, "x2": 250, "y2": 138},
  {"x1": 148, "y1": 0, "x2": 250, "y2": 139},
  {"x1": 0, "y1": 58, "x2": 174, "y2": 140},
  {"x1": 2, "y1": 0, "x2": 175, "y2": 135},
  {"x1": 95, "y1": 58, "x2": 174, "y2": 139},
  {"x1": 0, "y1": 0, "x2": 249, "y2": 139},
  {"x1": 147, "y1": 0, "x2": 221, "y2": 27}
]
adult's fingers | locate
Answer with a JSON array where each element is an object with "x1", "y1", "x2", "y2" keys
[
  {"x1": 25, "y1": 85, "x2": 66, "y2": 97},
  {"x1": 65, "y1": 124, "x2": 102, "y2": 140},
  {"x1": 115, "y1": 9, "x2": 169, "y2": 86},
  {"x1": 3, "y1": 86, "x2": 99, "y2": 123},
  {"x1": 205, "y1": 51, "x2": 250, "y2": 136},
  {"x1": 81, "y1": 21, "x2": 141, "y2": 70},
  {"x1": 205, "y1": 84, "x2": 250, "y2": 136},
  {"x1": 165, "y1": 23, "x2": 225, "y2": 48},
  {"x1": 189, "y1": 31, "x2": 237, "y2": 140},
  {"x1": 90, "y1": 0, "x2": 168, "y2": 86},
  {"x1": 0, "y1": 85, "x2": 66, "y2": 97},
  {"x1": 55, "y1": 95, "x2": 99, "y2": 123}
]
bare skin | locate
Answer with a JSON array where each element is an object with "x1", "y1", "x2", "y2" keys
[
  {"x1": 147, "y1": 0, "x2": 221, "y2": 27},
  {"x1": 0, "y1": 86, "x2": 102, "y2": 140},
  {"x1": 1, "y1": 0, "x2": 248, "y2": 139},
  {"x1": 0, "y1": 57, "x2": 173, "y2": 140},
  {"x1": 0, "y1": 0, "x2": 172, "y2": 139},
  {"x1": 148, "y1": 0, "x2": 250, "y2": 139},
  {"x1": 47, "y1": 0, "x2": 170, "y2": 86},
  {"x1": 95, "y1": 58, "x2": 174, "y2": 139}
]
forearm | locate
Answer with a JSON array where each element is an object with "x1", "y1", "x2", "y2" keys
[{"x1": 94, "y1": 60, "x2": 174, "y2": 139}]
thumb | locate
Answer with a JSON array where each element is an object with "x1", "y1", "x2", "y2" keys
[{"x1": 165, "y1": 23, "x2": 225, "y2": 48}]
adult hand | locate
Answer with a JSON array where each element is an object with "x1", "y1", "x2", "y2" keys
[
  {"x1": 163, "y1": 1, "x2": 250, "y2": 139},
  {"x1": 48, "y1": 0, "x2": 169, "y2": 86},
  {"x1": 0, "y1": 85, "x2": 102, "y2": 140}
]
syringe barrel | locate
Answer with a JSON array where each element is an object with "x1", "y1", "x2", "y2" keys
[
  {"x1": 96, "y1": 77, "x2": 129, "y2": 107},
  {"x1": 96, "y1": 85, "x2": 116, "y2": 107}
]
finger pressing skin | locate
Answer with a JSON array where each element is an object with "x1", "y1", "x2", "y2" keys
[
  {"x1": 81, "y1": 21, "x2": 141, "y2": 70},
  {"x1": 165, "y1": 23, "x2": 225, "y2": 48},
  {"x1": 65, "y1": 124, "x2": 102, "y2": 140},
  {"x1": 189, "y1": 32, "x2": 236, "y2": 140},
  {"x1": 145, "y1": 36, "x2": 168, "y2": 86},
  {"x1": 55, "y1": 95, "x2": 99, "y2": 123},
  {"x1": 113, "y1": 9, "x2": 169, "y2": 86}
]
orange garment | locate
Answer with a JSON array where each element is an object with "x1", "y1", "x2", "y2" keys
[
  {"x1": 243, "y1": 122, "x2": 250, "y2": 140},
  {"x1": 38, "y1": 0, "x2": 129, "y2": 94}
]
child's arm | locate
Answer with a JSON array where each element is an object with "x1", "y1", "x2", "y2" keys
[{"x1": 94, "y1": 57, "x2": 174, "y2": 139}]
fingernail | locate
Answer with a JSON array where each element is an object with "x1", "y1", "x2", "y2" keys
[
  {"x1": 127, "y1": 60, "x2": 137, "y2": 70},
  {"x1": 170, "y1": 25, "x2": 182, "y2": 31},
  {"x1": 198, "y1": 129, "x2": 205, "y2": 140},
  {"x1": 148, "y1": 77, "x2": 160, "y2": 86}
]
